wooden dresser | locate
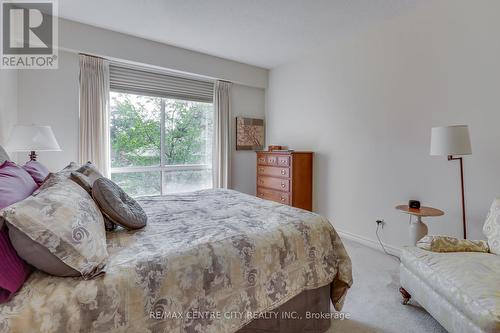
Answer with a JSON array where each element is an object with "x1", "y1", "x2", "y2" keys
[{"x1": 256, "y1": 151, "x2": 313, "y2": 211}]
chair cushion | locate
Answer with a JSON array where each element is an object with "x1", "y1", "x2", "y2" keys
[
  {"x1": 417, "y1": 235, "x2": 489, "y2": 253},
  {"x1": 402, "y1": 246, "x2": 500, "y2": 332},
  {"x1": 92, "y1": 178, "x2": 147, "y2": 230},
  {"x1": 483, "y1": 198, "x2": 500, "y2": 255}
]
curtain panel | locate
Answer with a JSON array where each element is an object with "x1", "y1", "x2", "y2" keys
[
  {"x1": 213, "y1": 81, "x2": 232, "y2": 189},
  {"x1": 78, "y1": 55, "x2": 110, "y2": 176}
]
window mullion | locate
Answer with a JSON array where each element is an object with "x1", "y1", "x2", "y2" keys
[{"x1": 160, "y1": 99, "x2": 166, "y2": 195}]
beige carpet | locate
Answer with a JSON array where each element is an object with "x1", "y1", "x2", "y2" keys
[{"x1": 328, "y1": 239, "x2": 447, "y2": 333}]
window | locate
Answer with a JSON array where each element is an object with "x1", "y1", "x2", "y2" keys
[{"x1": 110, "y1": 92, "x2": 213, "y2": 196}]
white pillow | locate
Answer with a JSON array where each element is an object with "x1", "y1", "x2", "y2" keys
[{"x1": 483, "y1": 198, "x2": 500, "y2": 255}]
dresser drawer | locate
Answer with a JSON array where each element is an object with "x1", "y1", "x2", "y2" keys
[
  {"x1": 266, "y1": 154, "x2": 278, "y2": 165},
  {"x1": 257, "y1": 154, "x2": 283, "y2": 166},
  {"x1": 257, "y1": 155, "x2": 267, "y2": 165},
  {"x1": 257, "y1": 187, "x2": 290, "y2": 205},
  {"x1": 257, "y1": 165, "x2": 290, "y2": 178},
  {"x1": 257, "y1": 176, "x2": 290, "y2": 192},
  {"x1": 277, "y1": 156, "x2": 290, "y2": 167}
]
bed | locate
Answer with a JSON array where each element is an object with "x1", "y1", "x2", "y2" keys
[{"x1": 0, "y1": 188, "x2": 352, "y2": 333}]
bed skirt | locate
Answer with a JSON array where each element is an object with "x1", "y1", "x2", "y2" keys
[{"x1": 238, "y1": 285, "x2": 331, "y2": 333}]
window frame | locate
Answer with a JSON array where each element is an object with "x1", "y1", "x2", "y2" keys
[{"x1": 109, "y1": 93, "x2": 213, "y2": 196}]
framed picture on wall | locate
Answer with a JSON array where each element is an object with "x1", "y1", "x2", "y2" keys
[{"x1": 236, "y1": 117, "x2": 265, "y2": 150}]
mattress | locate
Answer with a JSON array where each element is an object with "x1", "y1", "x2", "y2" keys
[{"x1": 0, "y1": 189, "x2": 352, "y2": 333}]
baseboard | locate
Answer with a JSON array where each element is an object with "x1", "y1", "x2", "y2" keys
[{"x1": 336, "y1": 229, "x2": 402, "y2": 258}]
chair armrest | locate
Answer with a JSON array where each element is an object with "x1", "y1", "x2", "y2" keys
[{"x1": 417, "y1": 235, "x2": 489, "y2": 253}]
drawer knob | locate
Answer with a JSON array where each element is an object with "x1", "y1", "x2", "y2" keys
[
  {"x1": 281, "y1": 196, "x2": 286, "y2": 202},
  {"x1": 281, "y1": 169, "x2": 286, "y2": 175},
  {"x1": 281, "y1": 183, "x2": 286, "y2": 188},
  {"x1": 259, "y1": 168, "x2": 264, "y2": 172}
]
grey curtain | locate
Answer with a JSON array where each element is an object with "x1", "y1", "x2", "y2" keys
[
  {"x1": 213, "y1": 81, "x2": 232, "y2": 188},
  {"x1": 79, "y1": 55, "x2": 110, "y2": 176}
]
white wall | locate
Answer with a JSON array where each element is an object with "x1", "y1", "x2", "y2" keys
[
  {"x1": 0, "y1": 69, "x2": 18, "y2": 156},
  {"x1": 17, "y1": 51, "x2": 79, "y2": 169},
  {"x1": 231, "y1": 84, "x2": 266, "y2": 195},
  {"x1": 266, "y1": 0, "x2": 500, "y2": 246},
  {"x1": 58, "y1": 19, "x2": 267, "y2": 89}
]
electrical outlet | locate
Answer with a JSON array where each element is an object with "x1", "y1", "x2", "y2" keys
[{"x1": 376, "y1": 219, "x2": 385, "y2": 228}]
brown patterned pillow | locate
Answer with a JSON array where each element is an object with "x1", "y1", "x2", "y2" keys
[
  {"x1": 75, "y1": 162, "x2": 104, "y2": 187},
  {"x1": 1, "y1": 177, "x2": 108, "y2": 279},
  {"x1": 92, "y1": 178, "x2": 147, "y2": 230},
  {"x1": 70, "y1": 172, "x2": 92, "y2": 193}
]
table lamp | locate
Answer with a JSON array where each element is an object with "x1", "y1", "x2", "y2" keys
[
  {"x1": 6, "y1": 125, "x2": 61, "y2": 161},
  {"x1": 430, "y1": 125, "x2": 472, "y2": 238}
]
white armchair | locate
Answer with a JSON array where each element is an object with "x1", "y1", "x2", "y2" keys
[{"x1": 399, "y1": 198, "x2": 500, "y2": 333}]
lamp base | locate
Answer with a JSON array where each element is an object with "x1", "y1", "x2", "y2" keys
[{"x1": 28, "y1": 151, "x2": 37, "y2": 161}]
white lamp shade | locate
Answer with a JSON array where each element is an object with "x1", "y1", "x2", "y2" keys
[
  {"x1": 6, "y1": 125, "x2": 61, "y2": 152},
  {"x1": 430, "y1": 125, "x2": 471, "y2": 156}
]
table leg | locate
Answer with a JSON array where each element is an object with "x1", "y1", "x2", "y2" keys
[{"x1": 409, "y1": 216, "x2": 428, "y2": 245}]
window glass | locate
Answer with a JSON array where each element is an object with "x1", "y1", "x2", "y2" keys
[
  {"x1": 111, "y1": 172, "x2": 161, "y2": 197},
  {"x1": 164, "y1": 99, "x2": 213, "y2": 165},
  {"x1": 110, "y1": 92, "x2": 161, "y2": 168},
  {"x1": 109, "y1": 91, "x2": 214, "y2": 197}
]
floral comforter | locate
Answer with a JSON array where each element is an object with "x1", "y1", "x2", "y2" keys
[{"x1": 0, "y1": 189, "x2": 352, "y2": 333}]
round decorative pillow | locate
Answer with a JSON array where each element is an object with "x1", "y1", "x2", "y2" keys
[{"x1": 91, "y1": 178, "x2": 147, "y2": 230}]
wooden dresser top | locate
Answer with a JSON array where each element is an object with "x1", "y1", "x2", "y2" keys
[{"x1": 256, "y1": 151, "x2": 313, "y2": 155}]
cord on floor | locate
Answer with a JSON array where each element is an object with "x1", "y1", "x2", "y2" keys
[{"x1": 376, "y1": 222, "x2": 401, "y2": 262}]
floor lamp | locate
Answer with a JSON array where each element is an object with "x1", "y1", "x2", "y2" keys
[{"x1": 430, "y1": 125, "x2": 472, "y2": 239}]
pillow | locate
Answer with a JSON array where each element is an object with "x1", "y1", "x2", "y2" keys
[
  {"x1": 0, "y1": 161, "x2": 38, "y2": 209},
  {"x1": 34, "y1": 162, "x2": 80, "y2": 194},
  {"x1": 0, "y1": 225, "x2": 32, "y2": 303},
  {"x1": 22, "y1": 161, "x2": 49, "y2": 185},
  {"x1": 8, "y1": 225, "x2": 78, "y2": 277},
  {"x1": 70, "y1": 172, "x2": 92, "y2": 193},
  {"x1": 103, "y1": 216, "x2": 118, "y2": 231},
  {"x1": 0, "y1": 161, "x2": 36, "y2": 303},
  {"x1": 75, "y1": 161, "x2": 104, "y2": 188},
  {"x1": 2, "y1": 177, "x2": 108, "y2": 279},
  {"x1": 70, "y1": 166, "x2": 117, "y2": 231},
  {"x1": 92, "y1": 178, "x2": 147, "y2": 230},
  {"x1": 483, "y1": 198, "x2": 500, "y2": 255},
  {"x1": 417, "y1": 235, "x2": 489, "y2": 253}
]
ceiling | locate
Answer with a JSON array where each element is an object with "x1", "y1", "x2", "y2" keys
[{"x1": 58, "y1": 0, "x2": 422, "y2": 69}]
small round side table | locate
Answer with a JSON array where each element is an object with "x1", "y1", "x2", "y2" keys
[{"x1": 395, "y1": 205, "x2": 444, "y2": 245}]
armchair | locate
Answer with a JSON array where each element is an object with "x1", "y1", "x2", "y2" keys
[{"x1": 399, "y1": 199, "x2": 500, "y2": 333}]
